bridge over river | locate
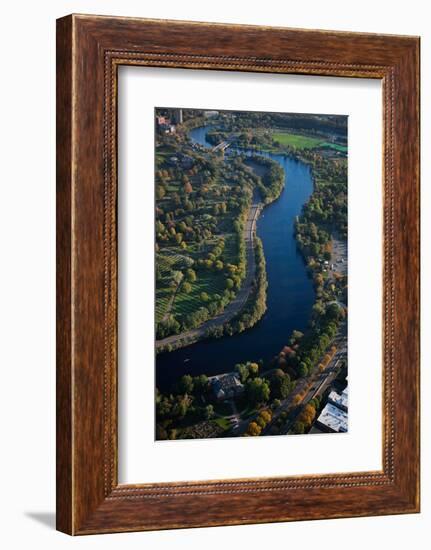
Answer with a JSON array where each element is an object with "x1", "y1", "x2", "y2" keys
[{"x1": 211, "y1": 140, "x2": 231, "y2": 153}]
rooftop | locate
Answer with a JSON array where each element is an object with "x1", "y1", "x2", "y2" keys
[
  {"x1": 328, "y1": 387, "x2": 348, "y2": 412},
  {"x1": 210, "y1": 373, "x2": 244, "y2": 400},
  {"x1": 316, "y1": 403, "x2": 348, "y2": 433}
]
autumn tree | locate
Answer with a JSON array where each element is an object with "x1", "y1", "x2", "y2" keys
[
  {"x1": 248, "y1": 362, "x2": 259, "y2": 378},
  {"x1": 298, "y1": 404, "x2": 316, "y2": 427},
  {"x1": 247, "y1": 421, "x2": 262, "y2": 436}
]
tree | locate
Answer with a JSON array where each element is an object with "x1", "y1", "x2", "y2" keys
[
  {"x1": 289, "y1": 330, "x2": 304, "y2": 345},
  {"x1": 259, "y1": 410, "x2": 272, "y2": 424},
  {"x1": 270, "y1": 370, "x2": 291, "y2": 399},
  {"x1": 156, "y1": 424, "x2": 168, "y2": 440},
  {"x1": 256, "y1": 416, "x2": 266, "y2": 428},
  {"x1": 299, "y1": 404, "x2": 316, "y2": 427},
  {"x1": 292, "y1": 421, "x2": 305, "y2": 434},
  {"x1": 248, "y1": 362, "x2": 259, "y2": 378},
  {"x1": 225, "y1": 278, "x2": 234, "y2": 289},
  {"x1": 172, "y1": 270, "x2": 183, "y2": 285},
  {"x1": 200, "y1": 292, "x2": 209, "y2": 302},
  {"x1": 298, "y1": 362, "x2": 308, "y2": 377},
  {"x1": 314, "y1": 273, "x2": 324, "y2": 287},
  {"x1": 247, "y1": 421, "x2": 262, "y2": 436},
  {"x1": 204, "y1": 404, "x2": 214, "y2": 420},
  {"x1": 235, "y1": 363, "x2": 249, "y2": 384},
  {"x1": 185, "y1": 268, "x2": 197, "y2": 282},
  {"x1": 193, "y1": 374, "x2": 209, "y2": 394},
  {"x1": 174, "y1": 394, "x2": 192, "y2": 419},
  {"x1": 292, "y1": 394, "x2": 303, "y2": 406},
  {"x1": 312, "y1": 302, "x2": 325, "y2": 317},
  {"x1": 178, "y1": 374, "x2": 194, "y2": 395},
  {"x1": 246, "y1": 377, "x2": 270, "y2": 405},
  {"x1": 326, "y1": 302, "x2": 343, "y2": 321},
  {"x1": 156, "y1": 186, "x2": 166, "y2": 200},
  {"x1": 182, "y1": 282, "x2": 192, "y2": 294}
]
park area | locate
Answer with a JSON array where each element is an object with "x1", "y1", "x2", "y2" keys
[{"x1": 272, "y1": 131, "x2": 347, "y2": 153}]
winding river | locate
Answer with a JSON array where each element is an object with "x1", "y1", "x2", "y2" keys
[{"x1": 155, "y1": 126, "x2": 315, "y2": 391}]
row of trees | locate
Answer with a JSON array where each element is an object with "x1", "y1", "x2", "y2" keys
[
  {"x1": 205, "y1": 236, "x2": 268, "y2": 340},
  {"x1": 245, "y1": 409, "x2": 273, "y2": 436}
]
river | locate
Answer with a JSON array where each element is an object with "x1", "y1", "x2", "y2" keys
[{"x1": 155, "y1": 126, "x2": 315, "y2": 391}]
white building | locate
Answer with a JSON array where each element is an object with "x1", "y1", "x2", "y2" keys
[
  {"x1": 328, "y1": 387, "x2": 348, "y2": 412},
  {"x1": 316, "y1": 403, "x2": 348, "y2": 433}
]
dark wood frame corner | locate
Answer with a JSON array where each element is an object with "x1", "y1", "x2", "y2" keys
[{"x1": 56, "y1": 14, "x2": 420, "y2": 535}]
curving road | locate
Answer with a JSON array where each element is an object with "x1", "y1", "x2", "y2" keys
[{"x1": 156, "y1": 197, "x2": 262, "y2": 350}]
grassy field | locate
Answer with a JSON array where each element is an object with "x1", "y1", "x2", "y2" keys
[
  {"x1": 172, "y1": 270, "x2": 226, "y2": 319},
  {"x1": 272, "y1": 132, "x2": 323, "y2": 149},
  {"x1": 155, "y1": 251, "x2": 194, "y2": 322},
  {"x1": 155, "y1": 288, "x2": 172, "y2": 323},
  {"x1": 320, "y1": 142, "x2": 348, "y2": 153},
  {"x1": 213, "y1": 417, "x2": 232, "y2": 430}
]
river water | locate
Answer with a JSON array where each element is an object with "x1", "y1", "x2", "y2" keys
[{"x1": 155, "y1": 126, "x2": 315, "y2": 391}]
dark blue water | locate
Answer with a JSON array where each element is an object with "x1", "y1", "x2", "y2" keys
[
  {"x1": 156, "y1": 126, "x2": 315, "y2": 391},
  {"x1": 187, "y1": 125, "x2": 215, "y2": 148}
]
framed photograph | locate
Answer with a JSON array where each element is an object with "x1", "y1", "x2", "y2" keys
[{"x1": 56, "y1": 14, "x2": 420, "y2": 534}]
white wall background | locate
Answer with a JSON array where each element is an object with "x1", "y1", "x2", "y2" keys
[{"x1": 0, "y1": 0, "x2": 427, "y2": 547}]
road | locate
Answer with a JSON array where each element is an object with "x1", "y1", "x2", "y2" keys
[{"x1": 156, "y1": 196, "x2": 262, "y2": 350}]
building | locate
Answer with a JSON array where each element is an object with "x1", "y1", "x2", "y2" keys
[
  {"x1": 328, "y1": 387, "x2": 348, "y2": 412},
  {"x1": 210, "y1": 373, "x2": 244, "y2": 401},
  {"x1": 156, "y1": 115, "x2": 169, "y2": 126},
  {"x1": 315, "y1": 403, "x2": 348, "y2": 433},
  {"x1": 312, "y1": 384, "x2": 348, "y2": 433}
]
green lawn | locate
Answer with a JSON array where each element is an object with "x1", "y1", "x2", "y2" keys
[
  {"x1": 272, "y1": 132, "x2": 323, "y2": 149},
  {"x1": 155, "y1": 290, "x2": 172, "y2": 322},
  {"x1": 320, "y1": 142, "x2": 348, "y2": 153},
  {"x1": 213, "y1": 417, "x2": 232, "y2": 430},
  {"x1": 172, "y1": 270, "x2": 226, "y2": 319}
]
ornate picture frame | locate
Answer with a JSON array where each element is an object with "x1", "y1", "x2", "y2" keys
[{"x1": 56, "y1": 14, "x2": 420, "y2": 534}]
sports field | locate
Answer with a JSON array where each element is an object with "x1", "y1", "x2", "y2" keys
[
  {"x1": 272, "y1": 132, "x2": 323, "y2": 149},
  {"x1": 273, "y1": 132, "x2": 347, "y2": 153}
]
